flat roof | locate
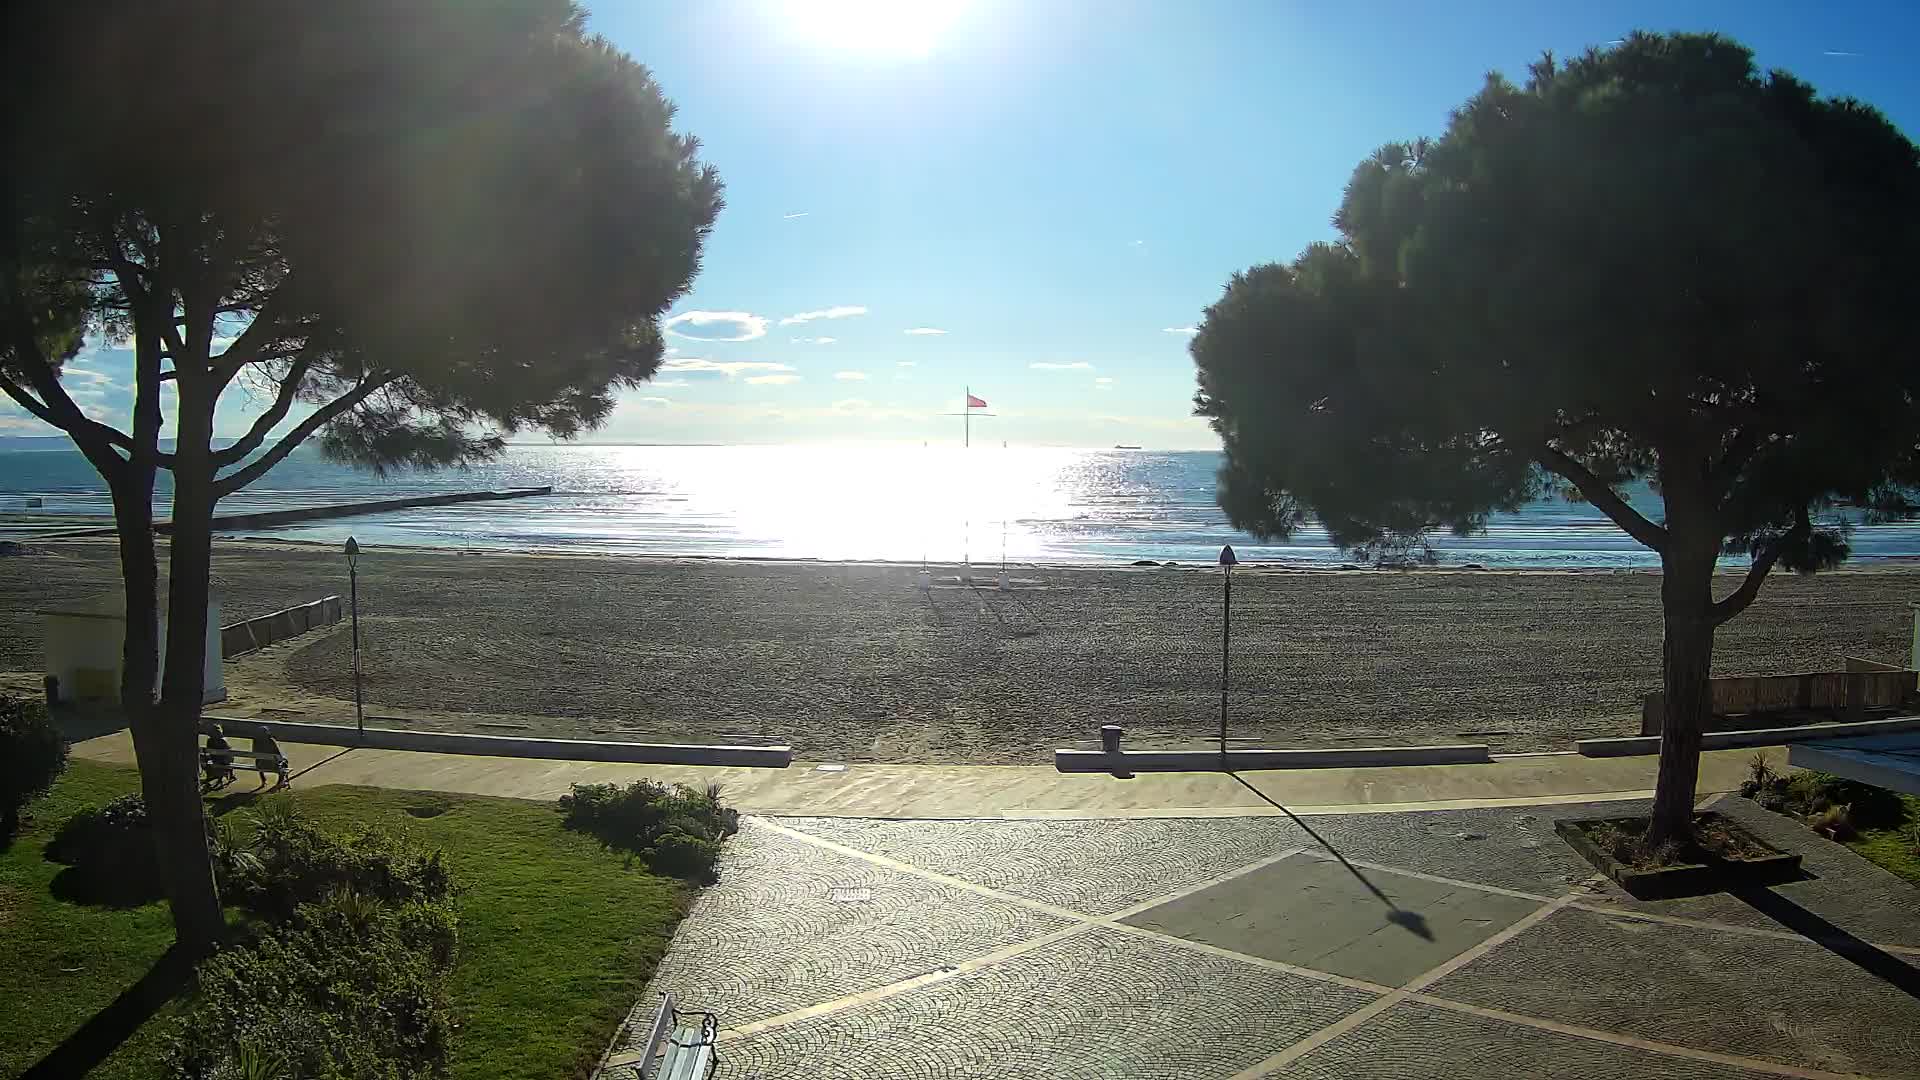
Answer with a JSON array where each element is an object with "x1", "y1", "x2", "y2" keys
[{"x1": 1790, "y1": 733, "x2": 1920, "y2": 796}]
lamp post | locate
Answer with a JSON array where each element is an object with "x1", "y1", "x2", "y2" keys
[
  {"x1": 1218, "y1": 544, "x2": 1237, "y2": 768},
  {"x1": 345, "y1": 536, "x2": 364, "y2": 740}
]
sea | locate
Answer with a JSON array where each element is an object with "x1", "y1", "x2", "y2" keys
[{"x1": 4, "y1": 443, "x2": 1919, "y2": 568}]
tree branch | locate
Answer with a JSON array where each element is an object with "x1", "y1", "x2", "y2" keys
[
  {"x1": 1536, "y1": 443, "x2": 1669, "y2": 552},
  {"x1": 211, "y1": 354, "x2": 314, "y2": 466},
  {"x1": 1711, "y1": 505, "x2": 1811, "y2": 626},
  {"x1": 2, "y1": 286, "x2": 130, "y2": 480},
  {"x1": 212, "y1": 373, "x2": 396, "y2": 499},
  {"x1": 97, "y1": 225, "x2": 189, "y2": 361},
  {"x1": 1709, "y1": 425, "x2": 1762, "y2": 502}
]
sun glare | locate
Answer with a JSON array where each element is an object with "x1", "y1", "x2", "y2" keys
[{"x1": 782, "y1": 0, "x2": 968, "y2": 57}]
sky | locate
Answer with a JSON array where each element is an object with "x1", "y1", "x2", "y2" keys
[{"x1": 11, "y1": 0, "x2": 1920, "y2": 450}]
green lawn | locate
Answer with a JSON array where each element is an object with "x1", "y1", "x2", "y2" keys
[
  {"x1": 1846, "y1": 792, "x2": 1920, "y2": 886},
  {"x1": 2, "y1": 761, "x2": 692, "y2": 1080}
]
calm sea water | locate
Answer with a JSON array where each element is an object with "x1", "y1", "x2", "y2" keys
[{"x1": 4, "y1": 444, "x2": 1918, "y2": 567}]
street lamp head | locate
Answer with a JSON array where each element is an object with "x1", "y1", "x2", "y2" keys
[
  {"x1": 1218, "y1": 544, "x2": 1237, "y2": 568},
  {"x1": 344, "y1": 536, "x2": 359, "y2": 563}
]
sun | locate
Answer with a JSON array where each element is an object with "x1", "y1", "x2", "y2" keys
[{"x1": 782, "y1": 0, "x2": 968, "y2": 57}]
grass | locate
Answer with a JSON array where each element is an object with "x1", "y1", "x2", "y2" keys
[
  {"x1": 1844, "y1": 793, "x2": 1920, "y2": 886},
  {"x1": 2, "y1": 761, "x2": 692, "y2": 1080}
]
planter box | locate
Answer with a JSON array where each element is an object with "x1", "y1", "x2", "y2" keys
[{"x1": 1555, "y1": 811, "x2": 1803, "y2": 899}]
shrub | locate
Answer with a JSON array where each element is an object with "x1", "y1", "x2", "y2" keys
[
  {"x1": 46, "y1": 794, "x2": 165, "y2": 904},
  {"x1": 557, "y1": 780, "x2": 738, "y2": 879},
  {"x1": 1809, "y1": 803, "x2": 1857, "y2": 841},
  {"x1": 230, "y1": 797, "x2": 451, "y2": 923},
  {"x1": 1, "y1": 695, "x2": 69, "y2": 836},
  {"x1": 168, "y1": 889, "x2": 458, "y2": 1080}
]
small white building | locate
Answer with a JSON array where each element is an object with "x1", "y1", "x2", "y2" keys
[{"x1": 39, "y1": 592, "x2": 225, "y2": 705}]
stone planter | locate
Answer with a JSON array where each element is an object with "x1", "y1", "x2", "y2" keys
[{"x1": 1556, "y1": 811, "x2": 1803, "y2": 899}]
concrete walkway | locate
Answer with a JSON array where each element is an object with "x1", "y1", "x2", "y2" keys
[{"x1": 73, "y1": 731, "x2": 1759, "y2": 818}]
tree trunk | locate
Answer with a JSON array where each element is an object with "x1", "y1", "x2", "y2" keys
[
  {"x1": 150, "y1": 377, "x2": 225, "y2": 956},
  {"x1": 1648, "y1": 544, "x2": 1717, "y2": 846}
]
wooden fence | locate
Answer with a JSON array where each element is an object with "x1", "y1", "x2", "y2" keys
[
  {"x1": 1640, "y1": 666, "x2": 1916, "y2": 735},
  {"x1": 220, "y1": 596, "x2": 343, "y2": 658}
]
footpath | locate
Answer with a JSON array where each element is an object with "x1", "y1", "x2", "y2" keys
[{"x1": 72, "y1": 731, "x2": 1757, "y2": 818}]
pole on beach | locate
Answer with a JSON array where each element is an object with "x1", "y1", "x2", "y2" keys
[
  {"x1": 1218, "y1": 544, "x2": 1237, "y2": 767},
  {"x1": 345, "y1": 536, "x2": 364, "y2": 741}
]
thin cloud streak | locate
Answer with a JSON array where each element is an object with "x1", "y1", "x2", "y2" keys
[
  {"x1": 1162, "y1": 326, "x2": 1198, "y2": 335},
  {"x1": 834, "y1": 371, "x2": 869, "y2": 381},
  {"x1": 745, "y1": 373, "x2": 803, "y2": 385},
  {"x1": 903, "y1": 327, "x2": 947, "y2": 335},
  {"x1": 780, "y1": 305, "x2": 867, "y2": 326},
  {"x1": 662, "y1": 358, "x2": 794, "y2": 378},
  {"x1": 1030, "y1": 361, "x2": 1094, "y2": 370}
]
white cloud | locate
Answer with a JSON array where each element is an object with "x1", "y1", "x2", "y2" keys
[
  {"x1": 746, "y1": 373, "x2": 803, "y2": 385},
  {"x1": 834, "y1": 371, "x2": 869, "y2": 381},
  {"x1": 779, "y1": 305, "x2": 867, "y2": 326},
  {"x1": 1162, "y1": 326, "x2": 1199, "y2": 335},
  {"x1": 903, "y1": 327, "x2": 947, "y2": 336},
  {"x1": 663, "y1": 310, "x2": 770, "y2": 342},
  {"x1": 1030, "y1": 361, "x2": 1094, "y2": 371},
  {"x1": 59, "y1": 368, "x2": 120, "y2": 388},
  {"x1": 1824, "y1": 49, "x2": 1862, "y2": 57},
  {"x1": 650, "y1": 379, "x2": 690, "y2": 388},
  {"x1": 831, "y1": 398, "x2": 872, "y2": 412},
  {"x1": 1094, "y1": 377, "x2": 1114, "y2": 391},
  {"x1": 896, "y1": 361, "x2": 916, "y2": 368},
  {"x1": 661, "y1": 358, "x2": 795, "y2": 379},
  {"x1": 783, "y1": 211, "x2": 810, "y2": 219},
  {"x1": 664, "y1": 346, "x2": 681, "y2": 356},
  {"x1": 210, "y1": 335, "x2": 238, "y2": 349},
  {"x1": 637, "y1": 396, "x2": 672, "y2": 407},
  {"x1": 791, "y1": 336, "x2": 838, "y2": 345}
]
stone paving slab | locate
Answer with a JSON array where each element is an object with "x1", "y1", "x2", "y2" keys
[
  {"x1": 778, "y1": 816, "x2": 1311, "y2": 915},
  {"x1": 631, "y1": 823, "x2": 1071, "y2": 1030},
  {"x1": 1265, "y1": 1000, "x2": 1790, "y2": 1080},
  {"x1": 716, "y1": 925, "x2": 1379, "y2": 1080},
  {"x1": 1300, "y1": 801, "x2": 1623, "y2": 895},
  {"x1": 1121, "y1": 853, "x2": 1543, "y2": 986},
  {"x1": 1430, "y1": 906, "x2": 1920, "y2": 1077}
]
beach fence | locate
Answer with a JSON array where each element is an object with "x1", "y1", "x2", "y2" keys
[{"x1": 220, "y1": 596, "x2": 343, "y2": 658}]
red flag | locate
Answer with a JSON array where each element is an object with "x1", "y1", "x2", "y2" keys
[{"x1": 966, "y1": 393, "x2": 988, "y2": 408}]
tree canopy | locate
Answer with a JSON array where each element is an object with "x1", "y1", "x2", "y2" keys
[
  {"x1": 1194, "y1": 32, "x2": 1920, "y2": 578},
  {"x1": 2, "y1": 0, "x2": 722, "y2": 479}
]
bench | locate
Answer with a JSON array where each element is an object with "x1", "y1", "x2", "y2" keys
[
  {"x1": 199, "y1": 727, "x2": 290, "y2": 790},
  {"x1": 615, "y1": 993, "x2": 716, "y2": 1079}
]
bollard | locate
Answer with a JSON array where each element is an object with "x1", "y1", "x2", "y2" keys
[
  {"x1": 1100, "y1": 724, "x2": 1124, "y2": 755},
  {"x1": 918, "y1": 569, "x2": 932, "y2": 593}
]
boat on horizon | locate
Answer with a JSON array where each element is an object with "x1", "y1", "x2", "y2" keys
[{"x1": 1113, "y1": 444, "x2": 1142, "y2": 450}]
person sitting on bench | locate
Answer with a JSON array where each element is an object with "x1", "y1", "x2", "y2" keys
[
  {"x1": 201, "y1": 724, "x2": 236, "y2": 789},
  {"x1": 250, "y1": 731, "x2": 288, "y2": 789}
]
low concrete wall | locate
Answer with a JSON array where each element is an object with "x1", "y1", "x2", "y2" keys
[
  {"x1": 203, "y1": 715, "x2": 792, "y2": 769},
  {"x1": 1054, "y1": 744, "x2": 1491, "y2": 773},
  {"x1": 220, "y1": 596, "x2": 342, "y2": 658},
  {"x1": 1580, "y1": 714, "x2": 1920, "y2": 758}
]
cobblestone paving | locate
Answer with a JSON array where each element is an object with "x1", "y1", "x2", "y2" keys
[
  {"x1": 778, "y1": 816, "x2": 1310, "y2": 915},
  {"x1": 721, "y1": 926, "x2": 1376, "y2": 1080},
  {"x1": 1431, "y1": 906, "x2": 1920, "y2": 1077},
  {"x1": 1265, "y1": 1001, "x2": 1788, "y2": 1080},
  {"x1": 609, "y1": 805, "x2": 1920, "y2": 1080},
  {"x1": 632, "y1": 824, "x2": 1070, "y2": 1030}
]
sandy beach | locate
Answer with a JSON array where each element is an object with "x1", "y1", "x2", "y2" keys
[{"x1": 3, "y1": 539, "x2": 1916, "y2": 763}]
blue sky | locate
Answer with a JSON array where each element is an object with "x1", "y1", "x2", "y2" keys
[{"x1": 11, "y1": 0, "x2": 1918, "y2": 449}]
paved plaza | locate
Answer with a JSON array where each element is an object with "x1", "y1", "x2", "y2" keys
[{"x1": 607, "y1": 796, "x2": 1920, "y2": 1079}]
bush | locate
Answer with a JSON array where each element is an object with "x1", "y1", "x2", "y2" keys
[
  {"x1": 46, "y1": 794, "x2": 165, "y2": 904},
  {"x1": 229, "y1": 796, "x2": 451, "y2": 923},
  {"x1": 1745, "y1": 769, "x2": 1907, "y2": 829},
  {"x1": 557, "y1": 780, "x2": 738, "y2": 880},
  {"x1": 1, "y1": 695, "x2": 69, "y2": 836},
  {"x1": 168, "y1": 890, "x2": 458, "y2": 1080},
  {"x1": 1809, "y1": 803, "x2": 1857, "y2": 841}
]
